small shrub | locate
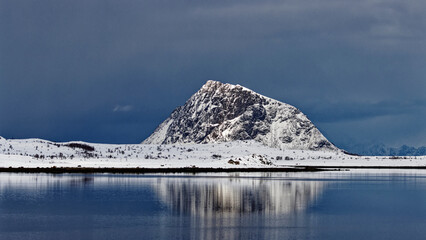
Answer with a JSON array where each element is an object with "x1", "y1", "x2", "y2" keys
[
  {"x1": 228, "y1": 159, "x2": 240, "y2": 165},
  {"x1": 64, "y1": 143, "x2": 95, "y2": 152}
]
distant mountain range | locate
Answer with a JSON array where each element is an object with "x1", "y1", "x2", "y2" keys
[
  {"x1": 143, "y1": 80, "x2": 337, "y2": 151},
  {"x1": 342, "y1": 143, "x2": 426, "y2": 156}
]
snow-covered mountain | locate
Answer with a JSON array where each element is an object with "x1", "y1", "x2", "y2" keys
[
  {"x1": 342, "y1": 143, "x2": 426, "y2": 156},
  {"x1": 143, "y1": 80, "x2": 337, "y2": 151}
]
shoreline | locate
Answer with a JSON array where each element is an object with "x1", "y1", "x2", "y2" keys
[
  {"x1": 0, "y1": 166, "x2": 337, "y2": 174},
  {"x1": 1, "y1": 165, "x2": 426, "y2": 174},
  {"x1": 291, "y1": 165, "x2": 426, "y2": 169}
]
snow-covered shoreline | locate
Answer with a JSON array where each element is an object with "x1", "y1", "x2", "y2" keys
[{"x1": 1, "y1": 138, "x2": 425, "y2": 169}]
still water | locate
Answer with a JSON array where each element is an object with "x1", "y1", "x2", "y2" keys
[{"x1": 1, "y1": 171, "x2": 426, "y2": 240}]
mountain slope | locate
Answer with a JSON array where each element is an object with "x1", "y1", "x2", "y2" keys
[{"x1": 143, "y1": 80, "x2": 336, "y2": 151}]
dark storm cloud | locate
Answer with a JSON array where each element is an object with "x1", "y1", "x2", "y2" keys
[
  {"x1": 1, "y1": 0, "x2": 425, "y2": 148},
  {"x1": 306, "y1": 100, "x2": 426, "y2": 123}
]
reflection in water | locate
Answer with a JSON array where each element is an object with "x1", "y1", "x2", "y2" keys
[
  {"x1": 69, "y1": 176, "x2": 94, "y2": 187},
  {"x1": 0, "y1": 173, "x2": 324, "y2": 216},
  {"x1": 153, "y1": 174, "x2": 326, "y2": 240},
  {"x1": 2, "y1": 171, "x2": 426, "y2": 240},
  {"x1": 155, "y1": 175, "x2": 325, "y2": 216},
  {"x1": 0, "y1": 173, "x2": 94, "y2": 190},
  {"x1": 0, "y1": 173, "x2": 326, "y2": 240}
]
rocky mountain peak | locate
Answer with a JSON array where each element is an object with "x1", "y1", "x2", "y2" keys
[{"x1": 143, "y1": 80, "x2": 337, "y2": 151}]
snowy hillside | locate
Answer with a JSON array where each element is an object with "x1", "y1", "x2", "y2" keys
[
  {"x1": 1, "y1": 137, "x2": 425, "y2": 168},
  {"x1": 143, "y1": 80, "x2": 336, "y2": 151}
]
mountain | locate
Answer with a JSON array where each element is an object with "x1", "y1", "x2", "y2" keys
[
  {"x1": 342, "y1": 143, "x2": 426, "y2": 156},
  {"x1": 143, "y1": 80, "x2": 337, "y2": 151}
]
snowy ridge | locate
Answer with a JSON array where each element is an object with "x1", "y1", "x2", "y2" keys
[
  {"x1": 1, "y1": 137, "x2": 425, "y2": 168},
  {"x1": 143, "y1": 80, "x2": 336, "y2": 151}
]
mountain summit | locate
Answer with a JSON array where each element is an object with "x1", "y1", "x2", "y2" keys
[{"x1": 143, "y1": 80, "x2": 336, "y2": 151}]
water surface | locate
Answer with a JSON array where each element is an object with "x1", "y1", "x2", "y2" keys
[{"x1": 1, "y1": 171, "x2": 426, "y2": 240}]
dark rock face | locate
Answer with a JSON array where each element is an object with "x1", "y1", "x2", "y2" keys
[{"x1": 143, "y1": 80, "x2": 337, "y2": 151}]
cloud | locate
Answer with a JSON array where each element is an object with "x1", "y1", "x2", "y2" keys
[
  {"x1": 113, "y1": 105, "x2": 134, "y2": 113},
  {"x1": 304, "y1": 100, "x2": 426, "y2": 123},
  {"x1": 0, "y1": 0, "x2": 425, "y2": 146}
]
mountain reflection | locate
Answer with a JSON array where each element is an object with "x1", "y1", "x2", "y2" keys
[{"x1": 154, "y1": 174, "x2": 325, "y2": 216}]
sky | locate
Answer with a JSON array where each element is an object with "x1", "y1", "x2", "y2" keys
[{"x1": 1, "y1": 0, "x2": 425, "y2": 151}]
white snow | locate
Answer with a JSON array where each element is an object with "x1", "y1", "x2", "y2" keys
[
  {"x1": 0, "y1": 138, "x2": 425, "y2": 168},
  {"x1": 142, "y1": 118, "x2": 173, "y2": 145},
  {"x1": 143, "y1": 80, "x2": 336, "y2": 151}
]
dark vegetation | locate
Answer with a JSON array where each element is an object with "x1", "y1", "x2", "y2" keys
[
  {"x1": 63, "y1": 143, "x2": 95, "y2": 152},
  {"x1": 343, "y1": 150, "x2": 362, "y2": 156}
]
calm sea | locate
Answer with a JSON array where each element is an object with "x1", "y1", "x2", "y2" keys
[{"x1": 1, "y1": 170, "x2": 426, "y2": 240}]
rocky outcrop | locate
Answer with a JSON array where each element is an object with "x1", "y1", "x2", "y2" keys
[{"x1": 143, "y1": 80, "x2": 337, "y2": 151}]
